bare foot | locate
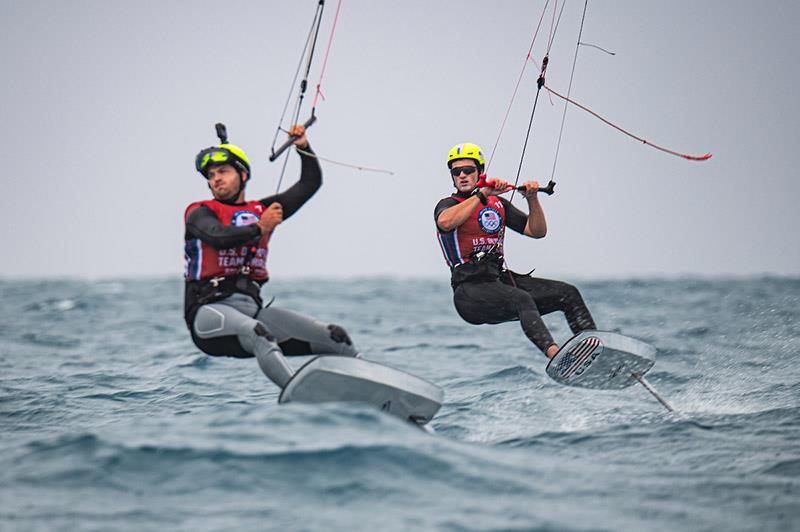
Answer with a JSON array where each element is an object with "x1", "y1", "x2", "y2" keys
[{"x1": 546, "y1": 344, "x2": 559, "y2": 359}]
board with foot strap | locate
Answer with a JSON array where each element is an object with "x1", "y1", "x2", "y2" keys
[{"x1": 546, "y1": 330, "x2": 656, "y2": 390}]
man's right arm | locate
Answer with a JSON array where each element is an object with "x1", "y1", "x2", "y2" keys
[
  {"x1": 435, "y1": 196, "x2": 480, "y2": 231},
  {"x1": 185, "y1": 205, "x2": 261, "y2": 249},
  {"x1": 436, "y1": 180, "x2": 514, "y2": 231}
]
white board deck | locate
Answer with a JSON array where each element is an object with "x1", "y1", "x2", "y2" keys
[{"x1": 279, "y1": 356, "x2": 443, "y2": 425}]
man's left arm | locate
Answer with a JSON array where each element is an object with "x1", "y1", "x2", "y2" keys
[
  {"x1": 259, "y1": 126, "x2": 321, "y2": 220},
  {"x1": 517, "y1": 181, "x2": 547, "y2": 238},
  {"x1": 502, "y1": 180, "x2": 547, "y2": 238}
]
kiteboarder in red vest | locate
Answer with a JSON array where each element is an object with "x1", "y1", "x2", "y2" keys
[
  {"x1": 435, "y1": 142, "x2": 596, "y2": 359},
  {"x1": 184, "y1": 125, "x2": 357, "y2": 388}
]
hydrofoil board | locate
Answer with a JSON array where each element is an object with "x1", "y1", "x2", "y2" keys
[
  {"x1": 546, "y1": 330, "x2": 655, "y2": 390},
  {"x1": 279, "y1": 356, "x2": 443, "y2": 425}
]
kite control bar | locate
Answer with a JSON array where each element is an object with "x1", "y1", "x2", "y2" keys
[
  {"x1": 269, "y1": 114, "x2": 317, "y2": 162},
  {"x1": 518, "y1": 180, "x2": 556, "y2": 196},
  {"x1": 477, "y1": 175, "x2": 556, "y2": 196}
]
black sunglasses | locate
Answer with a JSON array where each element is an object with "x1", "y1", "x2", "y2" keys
[{"x1": 450, "y1": 166, "x2": 478, "y2": 177}]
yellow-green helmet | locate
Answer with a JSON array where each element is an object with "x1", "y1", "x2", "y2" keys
[
  {"x1": 195, "y1": 143, "x2": 251, "y2": 178},
  {"x1": 447, "y1": 142, "x2": 485, "y2": 169}
]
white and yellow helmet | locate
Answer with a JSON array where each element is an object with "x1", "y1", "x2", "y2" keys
[{"x1": 447, "y1": 142, "x2": 485, "y2": 169}]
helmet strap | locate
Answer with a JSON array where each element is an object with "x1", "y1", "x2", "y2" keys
[{"x1": 229, "y1": 170, "x2": 249, "y2": 203}]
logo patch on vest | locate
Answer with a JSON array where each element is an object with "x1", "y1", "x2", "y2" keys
[
  {"x1": 478, "y1": 207, "x2": 502, "y2": 234},
  {"x1": 231, "y1": 210, "x2": 259, "y2": 226}
]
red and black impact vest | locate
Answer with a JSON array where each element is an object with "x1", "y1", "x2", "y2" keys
[
  {"x1": 437, "y1": 195, "x2": 506, "y2": 269},
  {"x1": 183, "y1": 200, "x2": 271, "y2": 281}
]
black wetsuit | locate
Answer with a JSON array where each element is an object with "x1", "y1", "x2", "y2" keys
[{"x1": 434, "y1": 192, "x2": 596, "y2": 353}]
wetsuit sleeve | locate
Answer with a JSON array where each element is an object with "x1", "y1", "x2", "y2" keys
[
  {"x1": 434, "y1": 197, "x2": 459, "y2": 230},
  {"x1": 185, "y1": 205, "x2": 261, "y2": 249},
  {"x1": 259, "y1": 145, "x2": 321, "y2": 221},
  {"x1": 501, "y1": 198, "x2": 528, "y2": 234}
]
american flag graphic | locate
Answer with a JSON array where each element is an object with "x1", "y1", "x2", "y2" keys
[{"x1": 556, "y1": 336, "x2": 602, "y2": 379}]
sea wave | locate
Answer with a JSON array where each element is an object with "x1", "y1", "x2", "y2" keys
[{"x1": 1, "y1": 277, "x2": 798, "y2": 531}]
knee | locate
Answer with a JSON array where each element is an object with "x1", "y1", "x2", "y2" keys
[
  {"x1": 453, "y1": 297, "x2": 486, "y2": 324},
  {"x1": 193, "y1": 305, "x2": 259, "y2": 358},
  {"x1": 560, "y1": 282, "x2": 584, "y2": 304},
  {"x1": 327, "y1": 324, "x2": 352, "y2": 346},
  {"x1": 511, "y1": 290, "x2": 538, "y2": 314},
  {"x1": 254, "y1": 322, "x2": 276, "y2": 342},
  {"x1": 455, "y1": 307, "x2": 484, "y2": 325},
  {"x1": 242, "y1": 321, "x2": 277, "y2": 350},
  {"x1": 328, "y1": 323, "x2": 358, "y2": 356},
  {"x1": 194, "y1": 306, "x2": 226, "y2": 338}
]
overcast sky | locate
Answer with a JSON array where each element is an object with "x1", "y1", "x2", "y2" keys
[{"x1": 1, "y1": 1, "x2": 798, "y2": 280}]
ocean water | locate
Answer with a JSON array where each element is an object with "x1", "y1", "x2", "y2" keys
[{"x1": 1, "y1": 276, "x2": 798, "y2": 531}]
